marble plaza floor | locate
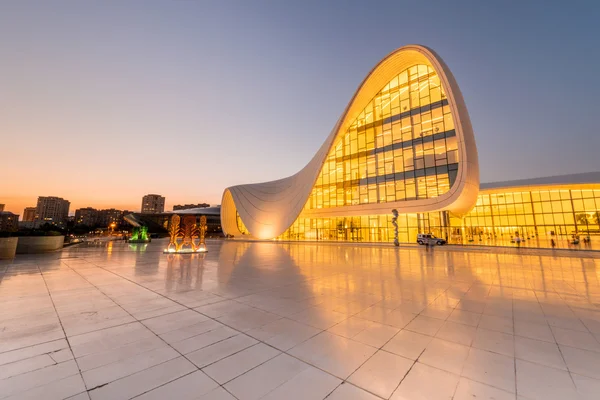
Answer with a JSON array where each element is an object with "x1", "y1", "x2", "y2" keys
[{"x1": 1, "y1": 240, "x2": 600, "y2": 400}]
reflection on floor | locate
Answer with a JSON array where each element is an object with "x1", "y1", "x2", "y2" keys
[{"x1": 1, "y1": 239, "x2": 600, "y2": 399}]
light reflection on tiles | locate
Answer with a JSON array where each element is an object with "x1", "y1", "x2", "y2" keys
[{"x1": 1, "y1": 238, "x2": 600, "y2": 399}]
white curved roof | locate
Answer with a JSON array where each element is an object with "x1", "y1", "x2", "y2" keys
[
  {"x1": 481, "y1": 171, "x2": 600, "y2": 191},
  {"x1": 221, "y1": 45, "x2": 480, "y2": 239}
]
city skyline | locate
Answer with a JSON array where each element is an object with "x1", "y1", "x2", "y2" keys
[
  {"x1": 2, "y1": 1, "x2": 599, "y2": 215},
  {"x1": 5, "y1": 194, "x2": 214, "y2": 220}
]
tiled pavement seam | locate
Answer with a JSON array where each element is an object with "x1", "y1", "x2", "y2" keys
[
  {"x1": 56, "y1": 260, "x2": 242, "y2": 400},
  {"x1": 64, "y1": 256, "x2": 485, "y2": 400},
  {"x1": 5, "y1": 248, "x2": 599, "y2": 399},
  {"x1": 38, "y1": 263, "x2": 91, "y2": 400}
]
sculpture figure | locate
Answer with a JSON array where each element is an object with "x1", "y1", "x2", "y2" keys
[
  {"x1": 165, "y1": 214, "x2": 208, "y2": 253},
  {"x1": 391, "y1": 209, "x2": 399, "y2": 247},
  {"x1": 167, "y1": 214, "x2": 181, "y2": 252}
]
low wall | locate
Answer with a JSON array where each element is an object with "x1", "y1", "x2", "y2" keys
[
  {"x1": 0, "y1": 237, "x2": 18, "y2": 259},
  {"x1": 16, "y1": 236, "x2": 64, "y2": 254}
]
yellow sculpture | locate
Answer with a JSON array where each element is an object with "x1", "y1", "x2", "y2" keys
[{"x1": 165, "y1": 214, "x2": 208, "y2": 253}]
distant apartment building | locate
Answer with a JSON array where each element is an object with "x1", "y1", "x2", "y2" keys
[
  {"x1": 22, "y1": 207, "x2": 37, "y2": 222},
  {"x1": 74, "y1": 207, "x2": 99, "y2": 226},
  {"x1": 0, "y1": 204, "x2": 4, "y2": 212},
  {"x1": 141, "y1": 194, "x2": 165, "y2": 214},
  {"x1": 36, "y1": 196, "x2": 70, "y2": 227},
  {"x1": 0, "y1": 211, "x2": 19, "y2": 231},
  {"x1": 97, "y1": 208, "x2": 122, "y2": 227},
  {"x1": 173, "y1": 203, "x2": 210, "y2": 211}
]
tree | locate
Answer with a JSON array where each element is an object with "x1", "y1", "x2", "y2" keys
[{"x1": 576, "y1": 213, "x2": 590, "y2": 233}]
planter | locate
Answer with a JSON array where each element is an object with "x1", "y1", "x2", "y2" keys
[
  {"x1": 16, "y1": 236, "x2": 64, "y2": 254},
  {"x1": 0, "y1": 237, "x2": 18, "y2": 259}
]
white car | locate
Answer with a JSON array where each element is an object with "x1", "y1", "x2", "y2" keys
[{"x1": 417, "y1": 234, "x2": 447, "y2": 245}]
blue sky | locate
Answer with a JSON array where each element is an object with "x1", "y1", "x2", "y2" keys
[{"x1": 1, "y1": 0, "x2": 599, "y2": 213}]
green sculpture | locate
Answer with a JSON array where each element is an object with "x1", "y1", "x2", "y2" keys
[{"x1": 129, "y1": 226, "x2": 150, "y2": 242}]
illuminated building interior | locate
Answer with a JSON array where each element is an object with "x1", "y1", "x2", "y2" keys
[{"x1": 464, "y1": 177, "x2": 600, "y2": 247}]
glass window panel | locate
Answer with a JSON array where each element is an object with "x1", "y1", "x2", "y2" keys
[
  {"x1": 551, "y1": 201, "x2": 562, "y2": 213},
  {"x1": 542, "y1": 203, "x2": 553, "y2": 213},
  {"x1": 584, "y1": 198, "x2": 596, "y2": 210}
]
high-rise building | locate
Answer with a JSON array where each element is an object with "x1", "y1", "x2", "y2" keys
[
  {"x1": 141, "y1": 194, "x2": 165, "y2": 214},
  {"x1": 74, "y1": 207, "x2": 99, "y2": 227},
  {"x1": 173, "y1": 203, "x2": 210, "y2": 211},
  {"x1": 36, "y1": 196, "x2": 70, "y2": 227},
  {"x1": 0, "y1": 211, "x2": 19, "y2": 232},
  {"x1": 0, "y1": 204, "x2": 4, "y2": 212},
  {"x1": 22, "y1": 207, "x2": 37, "y2": 222},
  {"x1": 97, "y1": 208, "x2": 122, "y2": 227}
]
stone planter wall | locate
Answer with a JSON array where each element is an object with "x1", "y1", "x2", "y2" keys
[
  {"x1": 16, "y1": 236, "x2": 64, "y2": 254},
  {"x1": 0, "y1": 237, "x2": 18, "y2": 259}
]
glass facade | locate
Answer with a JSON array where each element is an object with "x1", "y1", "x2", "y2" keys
[
  {"x1": 265, "y1": 63, "x2": 461, "y2": 243},
  {"x1": 463, "y1": 186, "x2": 600, "y2": 248},
  {"x1": 305, "y1": 64, "x2": 458, "y2": 211},
  {"x1": 263, "y1": 185, "x2": 600, "y2": 249},
  {"x1": 275, "y1": 212, "x2": 452, "y2": 243}
]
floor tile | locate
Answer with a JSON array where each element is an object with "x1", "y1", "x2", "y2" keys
[
  {"x1": 289, "y1": 307, "x2": 348, "y2": 330},
  {"x1": 69, "y1": 322, "x2": 155, "y2": 358},
  {"x1": 551, "y1": 326, "x2": 600, "y2": 352},
  {"x1": 246, "y1": 318, "x2": 320, "y2": 351},
  {"x1": 348, "y1": 350, "x2": 414, "y2": 398},
  {"x1": 516, "y1": 359, "x2": 579, "y2": 400},
  {"x1": 404, "y1": 315, "x2": 445, "y2": 336},
  {"x1": 453, "y1": 377, "x2": 515, "y2": 400},
  {"x1": 134, "y1": 370, "x2": 219, "y2": 400},
  {"x1": 0, "y1": 360, "x2": 80, "y2": 398},
  {"x1": 82, "y1": 345, "x2": 180, "y2": 388},
  {"x1": 4, "y1": 374, "x2": 87, "y2": 400},
  {"x1": 88, "y1": 356, "x2": 196, "y2": 400},
  {"x1": 472, "y1": 328, "x2": 515, "y2": 357},
  {"x1": 202, "y1": 343, "x2": 280, "y2": 384},
  {"x1": 461, "y1": 347, "x2": 515, "y2": 393},
  {"x1": 170, "y1": 325, "x2": 239, "y2": 354},
  {"x1": 514, "y1": 320, "x2": 554, "y2": 343},
  {"x1": 383, "y1": 330, "x2": 433, "y2": 360},
  {"x1": 0, "y1": 353, "x2": 56, "y2": 380},
  {"x1": 435, "y1": 321, "x2": 477, "y2": 346},
  {"x1": 0, "y1": 339, "x2": 68, "y2": 366},
  {"x1": 224, "y1": 354, "x2": 310, "y2": 400},
  {"x1": 559, "y1": 345, "x2": 600, "y2": 380},
  {"x1": 514, "y1": 336, "x2": 566, "y2": 370},
  {"x1": 418, "y1": 338, "x2": 470, "y2": 374},
  {"x1": 288, "y1": 331, "x2": 377, "y2": 379},
  {"x1": 261, "y1": 366, "x2": 341, "y2": 400},
  {"x1": 478, "y1": 315, "x2": 514, "y2": 334},
  {"x1": 327, "y1": 383, "x2": 381, "y2": 400},
  {"x1": 76, "y1": 335, "x2": 165, "y2": 371},
  {"x1": 391, "y1": 362, "x2": 460, "y2": 400},
  {"x1": 159, "y1": 319, "x2": 224, "y2": 344},
  {"x1": 447, "y1": 309, "x2": 482, "y2": 327},
  {"x1": 571, "y1": 373, "x2": 600, "y2": 400},
  {"x1": 187, "y1": 334, "x2": 257, "y2": 368},
  {"x1": 142, "y1": 310, "x2": 209, "y2": 335}
]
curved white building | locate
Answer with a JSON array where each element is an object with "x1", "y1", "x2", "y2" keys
[{"x1": 222, "y1": 45, "x2": 480, "y2": 241}]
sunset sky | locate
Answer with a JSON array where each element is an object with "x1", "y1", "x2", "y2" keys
[{"x1": 1, "y1": 1, "x2": 599, "y2": 216}]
